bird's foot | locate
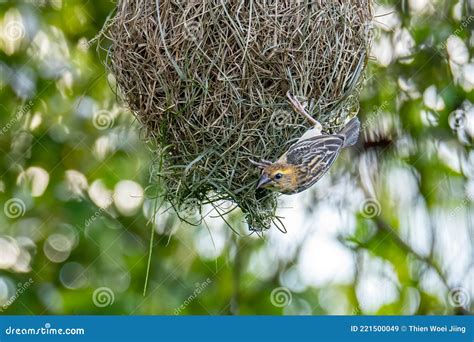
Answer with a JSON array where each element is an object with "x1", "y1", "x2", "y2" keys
[{"x1": 286, "y1": 91, "x2": 322, "y2": 131}]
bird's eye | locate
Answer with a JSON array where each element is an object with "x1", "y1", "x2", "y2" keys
[{"x1": 274, "y1": 173, "x2": 283, "y2": 180}]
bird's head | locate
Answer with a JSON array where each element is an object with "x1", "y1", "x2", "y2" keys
[{"x1": 257, "y1": 163, "x2": 298, "y2": 194}]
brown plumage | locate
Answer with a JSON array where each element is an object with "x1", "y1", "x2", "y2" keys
[{"x1": 255, "y1": 93, "x2": 360, "y2": 194}]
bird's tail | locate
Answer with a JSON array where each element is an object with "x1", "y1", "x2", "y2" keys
[{"x1": 340, "y1": 117, "x2": 360, "y2": 148}]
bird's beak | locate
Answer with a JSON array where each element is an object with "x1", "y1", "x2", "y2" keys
[{"x1": 257, "y1": 174, "x2": 272, "y2": 189}]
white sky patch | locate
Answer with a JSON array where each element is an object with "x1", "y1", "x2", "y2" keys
[
  {"x1": 280, "y1": 265, "x2": 307, "y2": 293},
  {"x1": 0, "y1": 237, "x2": 20, "y2": 270},
  {"x1": 447, "y1": 36, "x2": 469, "y2": 65},
  {"x1": 11, "y1": 236, "x2": 34, "y2": 273},
  {"x1": 433, "y1": 210, "x2": 472, "y2": 285},
  {"x1": 461, "y1": 63, "x2": 474, "y2": 92},
  {"x1": 386, "y1": 165, "x2": 420, "y2": 205},
  {"x1": 258, "y1": 175, "x2": 363, "y2": 290},
  {"x1": 93, "y1": 135, "x2": 116, "y2": 161},
  {"x1": 267, "y1": 191, "x2": 312, "y2": 262},
  {"x1": 248, "y1": 246, "x2": 280, "y2": 281},
  {"x1": 423, "y1": 85, "x2": 445, "y2": 112},
  {"x1": 438, "y1": 141, "x2": 464, "y2": 174},
  {"x1": 65, "y1": 169, "x2": 88, "y2": 198},
  {"x1": 372, "y1": 35, "x2": 394, "y2": 67},
  {"x1": 398, "y1": 77, "x2": 421, "y2": 99},
  {"x1": 419, "y1": 268, "x2": 449, "y2": 303},
  {"x1": 402, "y1": 287, "x2": 422, "y2": 315},
  {"x1": 28, "y1": 26, "x2": 70, "y2": 79},
  {"x1": 356, "y1": 254, "x2": 400, "y2": 314},
  {"x1": 393, "y1": 28, "x2": 415, "y2": 62},
  {"x1": 30, "y1": 112, "x2": 42, "y2": 131},
  {"x1": 318, "y1": 287, "x2": 351, "y2": 315},
  {"x1": 44, "y1": 233, "x2": 72, "y2": 263},
  {"x1": 142, "y1": 199, "x2": 182, "y2": 236},
  {"x1": 408, "y1": 0, "x2": 435, "y2": 14},
  {"x1": 74, "y1": 96, "x2": 96, "y2": 119},
  {"x1": 298, "y1": 234, "x2": 355, "y2": 287},
  {"x1": 17, "y1": 166, "x2": 50, "y2": 197},
  {"x1": 373, "y1": 5, "x2": 400, "y2": 32},
  {"x1": 0, "y1": 9, "x2": 26, "y2": 56},
  {"x1": 59, "y1": 262, "x2": 88, "y2": 290},
  {"x1": 399, "y1": 198, "x2": 433, "y2": 257},
  {"x1": 88, "y1": 179, "x2": 113, "y2": 209},
  {"x1": 452, "y1": 1, "x2": 463, "y2": 21},
  {"x1": 113, "y1": 180, "x2": 144, "y2": 216},
  {"x1": 194, "y1": 216, "x2": 227, "y2": 261}
]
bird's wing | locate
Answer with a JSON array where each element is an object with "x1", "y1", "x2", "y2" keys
[
  {"x1": 285, "y1": 135, "x2": 344, "y2": 173},
  {"x1": 296, "y1": 126, "x2": 323, "y2": 142}
]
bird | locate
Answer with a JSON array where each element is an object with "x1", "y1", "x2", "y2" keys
[{"x1": 252, "y1": 92, "x2": 360, "y2": 195}]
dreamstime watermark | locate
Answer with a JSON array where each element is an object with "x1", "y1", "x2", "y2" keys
[
  {"x1": 24, "y1": 0, "x2": 49, "y2": 8},
  {"x1": 78, "y1": 38, "x2": 93, "y2": 51},
  {"x1": 174, "y1": 278, "x2": 212, "y2": 315},
  {"x1": 270, "y1": 287, "x2": 292, "y2": 308},
  {"x1": 183, "y1": 20, "x2": 203, "y2": 42},
  {"x1": 174, "y1": 0, "x2": 199, "y2": 7},
  {"x1": 363, "y1": 21, "x2": 382, "y2": 41},
  {"x1": 5, "y1": 323, "x2": 85, "y2": 336},
  {"x1": 448, "y1": 109, "x2": 467, "y2": 131},
  {"x1": 92, "y1": 287, "x2": 115, "y2": 308},
  {"x1": 3, "y1": 198, "x2": 26, "y2": 219},
  {"x1": 84, "y1": 207, "x2": 108, "y2": 228},
  {"x1": 271, "y1": 109, "x2": 291, "y2": 128},
  {"x1": 1, "y1": 101, "x2": 34, "y2": 135},
  {"x1": 179, "y1": 198, "x2": 200, "y2": 219},
  {"x1": 264, "y1": 0, "x2": 318, "y2": 33},
  {"x1": 351, "y1": 306, "x2": 361, "y2": 315},
  {"x1": 361, "y1": 101, "x2": 389, "y2": 132},
  {"x1": 438, "y1": 16, "x2": 474, "y2": 51},
  {"x1": 3, "y1": 20, "x2": 25, "y2": 42},
  {"x1": 92, "y1": 110, "x2": 115, "y2": 130},
  {"x1": 448, "y1": 287, "x2": 470, "y2": 308},
  {"x1": 83, "y1": 194, "x2": 117, "y2": 228},
  {"x1": 0, "y1": 278, "x2": 34, "y2": 313},
  {"x1": 360, "y1": 198, "x2": 381, "y2": 219},
  {"x1": 448, "y1": 192, "x2": 474, "y2": 220}
]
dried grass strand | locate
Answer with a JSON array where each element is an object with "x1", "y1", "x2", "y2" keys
[{"x1": 103, "y1": 0, "x2": 373, "y2": 231}]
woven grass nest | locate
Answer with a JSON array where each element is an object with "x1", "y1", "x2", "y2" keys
[{"x1": 105, "y1": 0, "x2": 373, "y2": 231}]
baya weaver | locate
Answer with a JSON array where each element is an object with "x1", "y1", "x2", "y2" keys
[{"x1": 252, "y1": 92, "x2": 360, "y2": 195}]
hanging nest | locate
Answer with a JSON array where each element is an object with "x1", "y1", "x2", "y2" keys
[{"x1": 103, "y1": 0, "x2": 373, "y2": 231}]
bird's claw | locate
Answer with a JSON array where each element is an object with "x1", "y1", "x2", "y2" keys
[{"x1": 286, "y1": 91, "x2": 322, "y2": 130}]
